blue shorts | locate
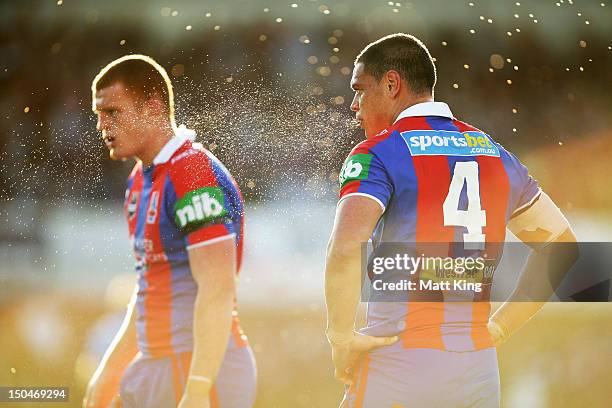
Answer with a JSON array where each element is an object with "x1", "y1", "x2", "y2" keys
[
  {"x1": 341, "y1": 343, "x2": 499, "y2": 408},
  {"x1": 120, "y1": 339, "x2": 256, "y2": 408}
]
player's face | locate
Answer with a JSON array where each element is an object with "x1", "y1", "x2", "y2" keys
[
  {"x1": 94, "y1": 82, "x2": 148, "y2": 161},
  {"x1": 350, "y1": 62, "x2": 391, "y2": 138}
]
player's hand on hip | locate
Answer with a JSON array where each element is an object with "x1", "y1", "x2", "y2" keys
[
  {"x1": 330, "y1": 332, "x2": 398, "y2": 386},
  {"x1": 487, "y1": 319, "x2": 509, "y2": 347},
  {"x1": 177, "y1": 392, "x2": 210, "y2": 408}
]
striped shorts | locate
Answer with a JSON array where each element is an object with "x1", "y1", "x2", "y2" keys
[
  {"x1": 341, "y1": 342, "x2": 499, "y2": 408},
  {"x1": 119, "y1": 339, "x2": 256, "y2": 408}
]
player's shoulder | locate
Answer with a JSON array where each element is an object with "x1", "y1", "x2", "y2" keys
[
  {"x1": 349, "y1": 128, "x2": 396, "y2": 157},
  {"x1": 167, "y1": 142, "x2": 213, "y2": 174}
]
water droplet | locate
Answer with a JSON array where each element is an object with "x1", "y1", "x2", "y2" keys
[{"x1": 452, "y1": 83, "x2": 459, "y2": 89}]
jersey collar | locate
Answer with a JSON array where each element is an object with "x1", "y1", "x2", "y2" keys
[
  {"x1": 152, "y1": 125, "x2": 197, "y2": 165},
  {"x1": 393, "y1": 101, "x2": 454, "y2": 124}
]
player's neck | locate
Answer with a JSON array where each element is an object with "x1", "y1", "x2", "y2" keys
[
  {"x1": 392, "y1": 94, "x2": 434, "y2": 122},
  {"x1": 137, "y1": 123, "x2": 175, "y2": 167}
]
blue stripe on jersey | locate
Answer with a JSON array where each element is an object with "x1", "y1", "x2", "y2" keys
[
  {"x1": 367, "y1": 131, "x2": 418, "y2": 244},
  {"x1": 135, "y1": 169, "x2": 153, "y2": 352},
  {"x1": 207, "y1": 153, "x2": 242, "y2": 243},
  {"x1": 497, "y1": 148, "x2": 540, "y2": 219},
  {"x1": 159, "y1": 178, "x2": 196, "y2": 354}
]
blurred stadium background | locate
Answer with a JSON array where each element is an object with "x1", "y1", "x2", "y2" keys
[{"x1": 1, "y1": 0, "x2": 611, "y2": 407}]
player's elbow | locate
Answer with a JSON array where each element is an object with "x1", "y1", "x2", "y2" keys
[{"x1": 326, "y1": 237, "x2": 360, "y2": 263}]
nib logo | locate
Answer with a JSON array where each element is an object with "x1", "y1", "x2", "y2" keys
[
  {"x1": 174, "y1": 187, "x2": 228, "y2": 231},
  {"x1": 339, "y1": 153, "x2": 373, "y2": 187},
  {"x1": 340, "y1": 160, "x2": 363, "y2": 182}
]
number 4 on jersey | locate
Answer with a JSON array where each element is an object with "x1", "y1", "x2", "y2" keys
[{"x1": 443, "y1": 161, "x2": 486, "y2": 249}]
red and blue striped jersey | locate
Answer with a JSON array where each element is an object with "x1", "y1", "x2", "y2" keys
[
  {"x1": 124, "y1": 133, "x2": 246, "y2": 358},
  {"x1": 339, "y1": 102, "x2": 541, "y2": 352}
]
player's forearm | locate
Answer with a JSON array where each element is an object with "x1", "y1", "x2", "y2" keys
[
  {"x1": 85, "y1": 301, "x2": 138, "y2": 407},
  {"x1": 491, "y1": 228, "x2": 578, "y2": 337},
  {"x1": 187, "y1": 281, "x2": 234, "y2": 385},
  {"x1": 91, "y1": 301, "x2": 138, "y2": 381},
  {"x1": 325, "y1": 239, "x2": 363, "y2": 340}
]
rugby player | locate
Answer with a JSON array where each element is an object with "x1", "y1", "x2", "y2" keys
[
  {"x1": 83, "y1": 55, "x2": 256, "y2": 408},
  {"x1": 324, "y1": 34, "x2": 578, "y2": 407}
]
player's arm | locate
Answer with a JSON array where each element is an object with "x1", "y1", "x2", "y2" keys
[
  {"x1": 179, "y1": 235, "x2": 236, "y2": 407},
  {"x1": 83, "y1": 286, "x2": 138, "y2": 408},
  {"x1": 488, "y1": 192, "x2": 579, "y2": 345},
  {"x1": 325, "y1": 196, "x2": 398, "y2": 385}
]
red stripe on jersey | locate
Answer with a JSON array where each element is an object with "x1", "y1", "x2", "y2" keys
[
  {"x1": 401, "y1": 117, "x2": 452, "y2": 350},
  {"x1": 143, "y1": 170, "x2": 175, "y2": 357},
  {"x1": 187, "y1": 224, "x2": 231, "y2": 247},
  {"x1": 339, "y1": 179, "x2": 362, "y2": 197}
]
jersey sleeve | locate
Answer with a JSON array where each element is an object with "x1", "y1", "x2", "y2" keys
[
  {"x1": 503, "y1": 150, "x2": 542, "y2": 217},
  {"x1": 167, "y1": 151, "x2": 236, "y2": 249},
  {"x1": 338, "y1": 145, "x2": 393, "y2": 211}
]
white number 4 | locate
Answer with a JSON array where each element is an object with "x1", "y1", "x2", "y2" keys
[{"x1": 443, "y1": 161, "x2": 486, "y2": 249}]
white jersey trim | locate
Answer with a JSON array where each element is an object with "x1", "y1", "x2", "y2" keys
[
  {"x1": 187, "y1": 232, "x2": 236, "y2": 251},
  {"x1": 393, "y1": 101, "x2": 454, "y2": 124},
  {"x1": 153, "y1": 125, "x2": 198, "y2": 165},
  {"x1": 338, "y1": 192, "x2": 386, "y2": 212}
]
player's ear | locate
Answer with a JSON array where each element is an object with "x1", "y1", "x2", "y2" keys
[
  {"x1": 142, "y1": 96, "x2": 165, "y2": 117},
  {"x1": 385, "y1": 70, "x2": 401, "y2": 98}
]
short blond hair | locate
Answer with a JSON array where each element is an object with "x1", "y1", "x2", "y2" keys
[{"x1": 92, "y1": 54, "x2": 175, "y2": 123}]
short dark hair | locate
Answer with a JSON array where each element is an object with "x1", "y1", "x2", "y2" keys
[
  {"x1": 355, "y1": 33, "x2": 436, "y2": 95},
  {"x1": 91, "y1": 54, "x2": 174, "y2": 122}
]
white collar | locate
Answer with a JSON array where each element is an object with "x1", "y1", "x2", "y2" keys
[
  {"x1": 152, "y1": 125, "x2": 197, "y2": 165},
  {"x1": 393, "y1": 101, "x2": 454, "y2": 124}
]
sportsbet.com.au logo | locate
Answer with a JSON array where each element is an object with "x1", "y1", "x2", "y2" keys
[
  {"x1": 401, "y1": 130, "x2": 500, "y2": 157},
  {"x1": 174, "y1": 187, "x2": 227, "y2": 232},
  {"x1": 339, "y1": 153, "x2": 373, "y2": 188}
]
